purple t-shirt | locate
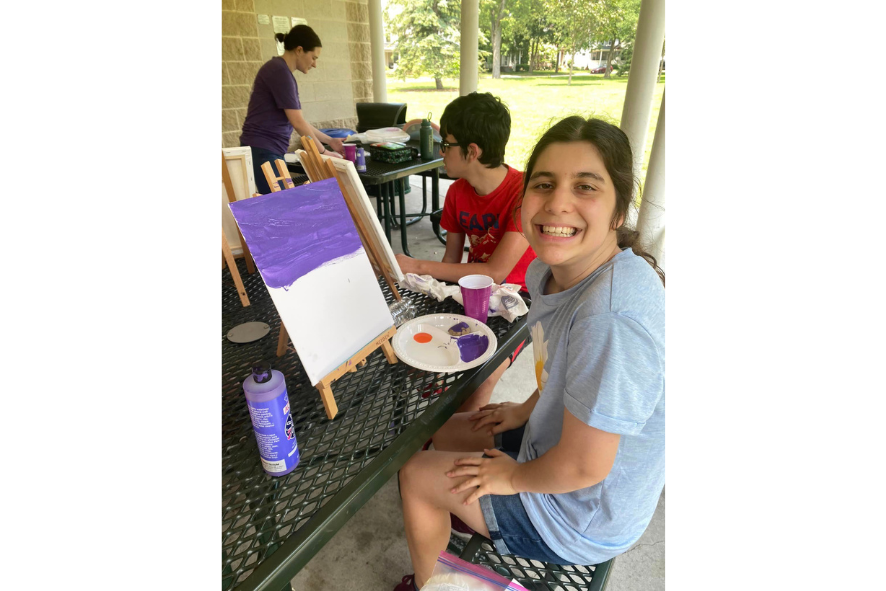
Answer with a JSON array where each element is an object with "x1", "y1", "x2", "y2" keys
[{"x1": 239, "y1": 57, "x2": 302, "y2": 154}]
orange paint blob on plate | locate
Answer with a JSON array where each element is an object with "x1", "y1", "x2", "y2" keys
[{"x1": 413, "y1": 332, "x2": 433, "y2": 344}]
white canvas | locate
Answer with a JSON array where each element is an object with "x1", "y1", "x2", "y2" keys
[
  {"x1": 228, "y1": 179, "x2": 394, "y2": 387},
  {"x1": 222, "y1": 147, "x2": 257, "y2": 255},
  {"x1": 266, "y1": 249, "x2": 393, "y2": 385}
]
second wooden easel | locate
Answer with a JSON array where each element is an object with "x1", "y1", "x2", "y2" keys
[
  {"x1": 222, "y1": 151, "x2": 256, "y2": 307},
  {"x1": 258, "y1": 141, "x2": 400, "y2": 419}
]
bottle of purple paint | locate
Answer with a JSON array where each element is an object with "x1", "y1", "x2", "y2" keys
[
  {"x1": 243, "y1": 363, "x2": 300, "y2": 476},
  {"x1": 355, "y1": 147, "x2": 367, "y2": 172}
]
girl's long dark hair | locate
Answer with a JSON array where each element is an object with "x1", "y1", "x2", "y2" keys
[{"x1": 521, "y1": 116, "x2": 665, "y2": 286}]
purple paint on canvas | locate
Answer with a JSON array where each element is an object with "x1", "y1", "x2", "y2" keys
[
  {"x1": 456, "y1": 333, "x2": 489, "y2": 362},
  {"x1": 229, "y1": 178, "x2": 362, "y2": 289}
]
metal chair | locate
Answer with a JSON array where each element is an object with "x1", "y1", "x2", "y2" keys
[
  {"x1": 356, "y1": 102, "x2": 413, "y2": 207},
  {"x1": 453, "y1": 533, "x2": 615, "y2": 591},
  {"x1": 355, "y1": 102, "x2": 407, "y2": 133}
]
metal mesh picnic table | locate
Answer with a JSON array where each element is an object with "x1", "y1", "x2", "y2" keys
[{"x1": 222, "y1": 258, "x2": 528, "y2": 591}]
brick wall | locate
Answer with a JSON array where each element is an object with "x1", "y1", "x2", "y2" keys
[{"x1": 222, "y1": 0, "x2": 373, "y2": 149}]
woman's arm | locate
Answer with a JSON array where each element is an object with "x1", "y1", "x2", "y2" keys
[{"x1": 284, "y1": 108, "x2": 344, "y2": 154}]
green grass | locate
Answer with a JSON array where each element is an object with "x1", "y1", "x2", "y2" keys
[{"x1": 386, "y1": 71, "x2": 665, "y2": 179}]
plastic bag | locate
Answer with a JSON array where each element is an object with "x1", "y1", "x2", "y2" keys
[
  {"x1": 399, "y1": 274, "x2": 529, "y2": 322},
  {"x1": 423, "y1": 552, "x2": 529, "y2": 591},
  {"x1": 346, "y1": 127, "x2": 411, "y2": 144}
]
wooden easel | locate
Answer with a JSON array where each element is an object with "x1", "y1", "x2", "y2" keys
[
  {"x1": 298, "y1": 138, "x2": 402, "y2": 300},
  {"x1": 259, "y1": 159, "x2": 297, "y2": 192},
  {"x1": 258, "y1": 147, "x2": 399, "y2": 419},
  {"x1": 222, "y1": 152, "x2": 254, "y2": 307}
]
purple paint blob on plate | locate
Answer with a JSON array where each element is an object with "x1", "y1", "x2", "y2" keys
[
  {"x1": 456, "y1": 333, "x2": 489, "y2": 363},
  {"x1": 448, "y1": 322, "x2": 471, "y2": 336},
  {"x1": 229, "y1": 178, "x2": 363, "y2": 289}
]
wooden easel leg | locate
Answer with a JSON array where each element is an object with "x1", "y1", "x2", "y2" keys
[
  {"x1": 276, "y1": 323, "x2": 289, "y2": 357},
  {"x1": 275, "y1": 160, "x2": 296, "y2": 188},
  {"x1": 380, "y1": 339, "x2": 398, "y2": 365},
  {"x1": 316, "y1": 382, "x2": 339, "y2": 419},
  {"x1": 223, "y1": 231, "x2": 250, "y2": 307}
]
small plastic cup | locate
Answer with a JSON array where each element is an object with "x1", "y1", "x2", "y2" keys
[
  {"x1": 458, "y1": 275, "x2": 494, "y2": 324},
  {"x1": 343, "y1": 144, "x2": 357, "y2": 162}
]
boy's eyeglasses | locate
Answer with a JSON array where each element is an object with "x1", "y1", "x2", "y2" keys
[{"x1": 439, "y1": 141, "x2": 460, "y2": 153}]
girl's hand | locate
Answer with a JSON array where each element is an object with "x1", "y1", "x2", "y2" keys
[
  {"x1": 469, "y1": 402, "x2": 529, "y2": 435},
  {"x1": 447, "y1": 449, "x2": 518, "y2": 505},
  {"x1": 325, "y1": 150, "x2": 343, "y2": 159}
]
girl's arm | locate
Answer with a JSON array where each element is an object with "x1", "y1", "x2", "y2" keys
[
  {"x1": 511, "y1": 409, "x2": 620, "y2": 494},
  {"x1": 448, "y1": 408, "x2": 619, "y2": 504},
  {"x1": 469, "y1": 389, "x2": 540, "y2": 435},
  {"x1": 284, "y1": 108, "x2": 345, "y2": 155}
]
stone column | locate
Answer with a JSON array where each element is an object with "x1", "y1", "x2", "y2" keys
[
  {"x1": 460, "y1": 0, "x2": 479, "y2": 95},
  {"x1": 367, "y1": 0, "x2": 388, "y2": 102},
  {"x1": 620, "y1": 0, "x2": 665, "y2": 225},
  {"x1": 636, "y1": 90, "x2": 665, "y2": 271}
]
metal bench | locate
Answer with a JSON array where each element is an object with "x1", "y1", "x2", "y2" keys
[{"x1": 450, "y1": 533, "x2": 615, "y2": 591}]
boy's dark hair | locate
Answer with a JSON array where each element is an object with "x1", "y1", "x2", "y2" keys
[
  {"x1": 275, "y1": 25, "x2": 322, "y2": 52},
  {"x1": 439, "y1": 92, "x2": 511, "y2": 168}
]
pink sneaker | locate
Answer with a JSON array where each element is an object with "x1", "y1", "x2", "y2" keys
[{"x1": 393, "y1": 574, "x2": 416, "y2": 591}]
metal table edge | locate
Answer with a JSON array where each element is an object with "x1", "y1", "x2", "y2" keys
[
  {"x1": 358, "y1": 158, "x2": 444, "y2": 185},
  {"x1": 233, "y1": 317, "x2": 530, "y2": 591}
]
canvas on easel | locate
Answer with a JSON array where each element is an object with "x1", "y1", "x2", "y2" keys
[
  {"x1": 295, "y1": 149, "x2": 405, "y2": 285},
  {"x1": 229, "y1": 179, "x2": 397, "y2": 419},
  {"x1": 222, "y1": 147, "x2": 258, "y2": 257}
]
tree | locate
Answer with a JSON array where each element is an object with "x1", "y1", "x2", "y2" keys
[
  {"x1": 506, "y1": 0, "x2": 554, "y2": 72},
  {"x1": 549, "y1": 0, "x2": 595, "y2": 85},
  {"x1": 482, "y1": 0, "x2": 509, "y2": 78},
  {"x1": 590, "y1": 0, "x2": 640, "y2": 79},
  {"x1": 386, "y1": 0, "x2": 462, "y2": 90}
]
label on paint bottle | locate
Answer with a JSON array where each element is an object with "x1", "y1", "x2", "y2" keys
[{"x1": 246, "y1": 392, "x2": 300, "y2": 474}]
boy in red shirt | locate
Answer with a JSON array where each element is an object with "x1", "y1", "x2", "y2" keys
[{"x1": 396, "y1": 92, "x2": 535, "y2": 411}]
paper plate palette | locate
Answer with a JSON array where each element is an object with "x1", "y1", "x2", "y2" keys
[{"x1": 392, "y1": 314, "x2": 498, "y2": 373}]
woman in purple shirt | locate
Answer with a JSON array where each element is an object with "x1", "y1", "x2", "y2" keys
[{"x1": 239, "y1": 25, "x2": 344, "y2": 194}]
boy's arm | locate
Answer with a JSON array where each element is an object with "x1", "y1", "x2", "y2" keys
[
  {"x1": 395, "y1": 231, "x2": 530, "y2": 284},
  {"x1": 441, "y1": 231, "x2": 466, "y2": 263}
]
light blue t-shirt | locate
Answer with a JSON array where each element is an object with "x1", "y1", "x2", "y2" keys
[{"x1": 518, "y1": 249, "x2": 665, "y2": 565}]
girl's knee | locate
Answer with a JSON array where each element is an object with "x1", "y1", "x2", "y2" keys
[{"x1": 398, "y1": 450, "x2": 428, "y2": 495}]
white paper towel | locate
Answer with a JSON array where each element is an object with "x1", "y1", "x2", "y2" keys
[{"x1": 399, "y1": 274, "x2": 528, "y2": 322}]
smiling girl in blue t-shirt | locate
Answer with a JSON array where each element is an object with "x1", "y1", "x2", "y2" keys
[{"x1": 393, "y1": 116, "x2": 665, "y2": 591}]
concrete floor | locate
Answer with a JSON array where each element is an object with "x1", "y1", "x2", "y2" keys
[{"x1": 289, "y1": 176, "x2": 664, "y2": 590}]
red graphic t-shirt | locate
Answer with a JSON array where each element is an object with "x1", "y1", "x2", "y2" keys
[{"x1": 439, "y1": 165, "x2": 537, "y2": 292}]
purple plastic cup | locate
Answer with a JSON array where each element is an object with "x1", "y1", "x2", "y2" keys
[
  {"x1": 343, "y1": 144, "x2": 357, "y2": 162},
  {"x1": 458, "y1": 275, "x2": 494, "y2": 324}
]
